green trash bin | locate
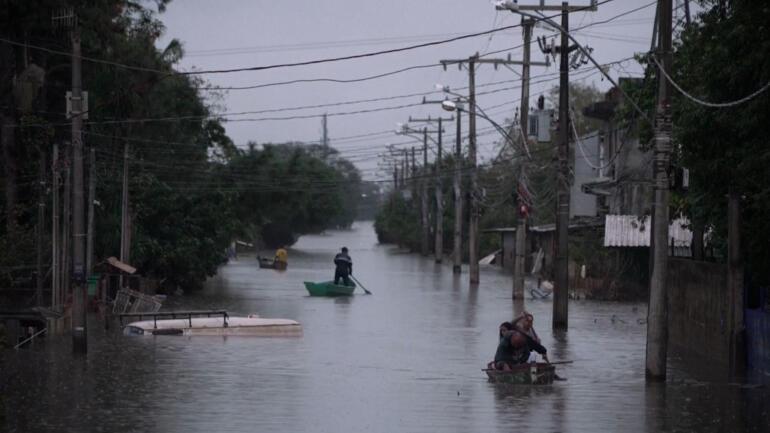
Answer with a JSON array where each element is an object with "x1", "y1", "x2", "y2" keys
[{"x1": 87, "y1": 274, "x2": 100, "y2": 297}]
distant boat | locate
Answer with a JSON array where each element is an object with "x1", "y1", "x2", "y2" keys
[
  {"x1": 304, "y1": 280, "x2": 356, "y2": 297},
  {"x1": 483, "y1": 362, "x2": 556, "y2": 385},
  {"x1": 258, "y1": 256, "x2": 287, "y2": 270},
  {"x1": 123, "y1": 315, "x2": 302, "y2": 337}
]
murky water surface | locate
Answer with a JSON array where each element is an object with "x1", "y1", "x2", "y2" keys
[{"x1": 2, "y1": 222, "x2": 769, "y2": 432}]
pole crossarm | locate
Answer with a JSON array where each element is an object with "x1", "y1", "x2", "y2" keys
[{"x1": 494, "y1": 0, "x2": 597, "y2": 12}]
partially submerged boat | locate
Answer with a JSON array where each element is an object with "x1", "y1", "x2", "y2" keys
[
  {"x1": 483, "y1": 362, "x2": 556, "y2": 385},
  {"x1": 304, "y1": 280, "x2": 356, "y2": 296},
  {"x1": 122, "y1": 311, "x2": 302, "y2": 337}
]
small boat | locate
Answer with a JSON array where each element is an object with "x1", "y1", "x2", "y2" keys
[
  {"x1": 483, "y1": 362, "x2": 556, "y2": 385},
  {"x1": 304, "y1": 280, "x2": 356, "y2": 296},
  {"x1": 257, "y1": 256, "x2": 287, "y2": 270},
  {"x1": 123, "y1": 314, "x2": 302, "y2": 337}
]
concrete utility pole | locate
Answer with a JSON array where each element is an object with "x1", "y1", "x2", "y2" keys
[
  {"x1": 727, "y1": 189, "x2": 745, "y2": 377},
  {"x1": 86, "y1": 148, "x2": 95, "y2": 275},
  {"x1": 435, "y1": 118, "x2": 444, "y2": 263},
  {"x1": 322, "y1": 113, "x2": 329, "y2": 147},
  {"x1": 646, "y1": 0, "x2": 673, "y2": 381},
  {"x1": 120, "y1": 141, "x2": 130, "y2": 284},
  {"x1": 70, "y1": 28, "x2": 87, "y2": 354},
  {"x1": 421, "y1": 128, "x2": 430, "y2": 256},
  {"x1": 453, "y1": 110, "x2": 463, "y2": 274},
  {"x1": 51, "y1": 144, "x2": 59, "y2": 308},
  {"x1": 36, "y1": 152, "x2": 46, "y2": 306},
  {"x1": 513, "y1": 19, "x2": 535, "y2": 301},
  {"x1": 62, "y1": 146, "x2": 71, "y2": 308}
]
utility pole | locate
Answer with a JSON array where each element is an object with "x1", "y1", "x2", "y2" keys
[
  {"x1": 51, "y1": 144, "x2": 60, "y2": 309},
  {"x1": 36, "y1": 151, "x2": 46, "y2": 306},
  {"x1": 62, "y1": 146, "x2": 71, "y2": 307},
  {"x1": 440, "y1": 53, "x2": 543, "y2": 284},
  {"x1": 495, "y1": 0, "x2": 598, "y2": 327},
  {"x1": 407, "y1": 115, "x2": 453, "y2": 263},
  {"x1": 552, "y1": 2, "x2": 572, "y2": 330},
  {"x1": 70, "y1": 27, "x2": 87, "y2": 354},
  {"x1": 86, "y1": 148, "x2": 95, "y2": 275},
  {"x1": 322, "y1": 113, "x2": 329, "y2": 147},
  {"x1": 435, "y1": 118, "x2": 444, "y2": 263},
  {"x1": 646, "y1": 0, "x2": 673, "y2": 381},
  {"x1": 402, "y1": 149, "x2": 408, "y2": 187},
  {"x1": 453, "y1": 110, "x2": 463, "y2": 274},
  {"x1": 421, "y1": 128, "x2": 429, "y2": 256},
  {"x1": 393, "y1": 166, "x2": 399, "y2": 189},
  {"x1": 513, "y1": 19, "x2": 535, "y2": 301},
  {"x1": 120, "y1": 141, "x2": 130, "y2": 285}
]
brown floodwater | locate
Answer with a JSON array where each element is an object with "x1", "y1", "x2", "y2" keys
[{"x1": 2, "y1": 221, "x2": 768, "y2": 432}]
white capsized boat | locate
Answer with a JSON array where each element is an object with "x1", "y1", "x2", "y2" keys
[{"x1": 123, "y1": 314, "x2": 302, "y2": 337}]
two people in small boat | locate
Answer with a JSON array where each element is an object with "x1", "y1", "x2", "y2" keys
[
  {"x1": 333, "y1": 246, "x2": 353, "y2": 286},
  {"x1": 490, "y1": 311, "x2": 549, "y2": 371}
]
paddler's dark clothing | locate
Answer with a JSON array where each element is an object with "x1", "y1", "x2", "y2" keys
[
  {"x1": 333, "y1": 252, "x2": 353, "y2": 286},
  {"x1": 494, "y1": 330, "x2": 547, "y2": 368}
]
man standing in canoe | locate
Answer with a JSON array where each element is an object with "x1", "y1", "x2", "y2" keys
[{"x1": 333, "y1": 247, "x2": 353, "y2": 286}]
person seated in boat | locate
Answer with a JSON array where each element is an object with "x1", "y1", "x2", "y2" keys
[
  {"x1": 491, "y1": 325, "x2": 549, "y2": 371},
  {"x1": 333, "y1": 247, "x2": 353, "y2": 286},
  {"x1": 273, "y1": 245, "x2": 289, "y2": 265},
  {"x1": 513, "y1": 311, "x2": 540, "y2": 344}
]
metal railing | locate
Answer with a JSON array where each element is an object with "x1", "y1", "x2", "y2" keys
[{"x1": 118, "y1": 310, "x2": 229, "y2": 329}]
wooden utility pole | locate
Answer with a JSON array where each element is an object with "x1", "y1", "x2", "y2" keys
[
  {"x1": 70, "y1": 28, "x2": 87, "y2": 354},
  {"x1": 51, "y1": 144, "x2": 60, "y2": 308},
  {"x1": 513, "y1": 19, "x2": 535, "y2": 301},
  {"x1": 553, "y1": 2, "x2": 572, "y2": 330},
  {"x1": 86, "y1": 148, "x2": 95, "y2": 275},
  {"x1": 646, "y1": 0, "x2": 673, "y2": 381},
  {"x1": 36, "y1": 151, "x2": 46, "y2": 306},
  {"x1": 453, "y1": 110, "x2": 463, "y2": 274}
]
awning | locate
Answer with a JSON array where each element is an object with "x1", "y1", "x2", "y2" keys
[{"x1": 106, "y1": 256, "x2": 137, "y2": 274}]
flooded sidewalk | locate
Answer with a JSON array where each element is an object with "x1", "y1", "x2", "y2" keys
[{"x1": 2, "y1": 222, "x2": 768, "y2": 433}]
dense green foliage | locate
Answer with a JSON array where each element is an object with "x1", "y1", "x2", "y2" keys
[
  {"x1": 0, "y1": 1, "x2": 363, "y2": 299},
  {"x1": 613, "y1": 1, "x2": 770, "y2": 287},
  {"x1": 672, "y1": 0, "x2": 770, "y2": 287}
]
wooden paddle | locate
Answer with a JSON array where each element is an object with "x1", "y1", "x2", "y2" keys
[{"x1": 350, "y1": 275, "x2": 372, "y2": 295}]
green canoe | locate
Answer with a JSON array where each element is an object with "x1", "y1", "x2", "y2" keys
[{"x1": 303, "y1": 280, "x2": 356, "y2": 296}]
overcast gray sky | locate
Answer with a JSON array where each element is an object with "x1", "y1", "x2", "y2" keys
[{"x1": 157, "y1": 0, "x2": 672, "y2": 181}]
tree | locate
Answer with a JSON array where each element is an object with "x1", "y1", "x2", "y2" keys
[{"x1": 672, "y1": 0, "x2": 770, "y2": 286}]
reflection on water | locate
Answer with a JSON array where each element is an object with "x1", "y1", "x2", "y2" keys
[{"x1": 2, "y1": 221, "x2": 769, "y2": 433}]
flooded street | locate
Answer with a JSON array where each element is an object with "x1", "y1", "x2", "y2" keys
[{"x1": 2, "y1": 221, "x2": 769, "y2": 433}]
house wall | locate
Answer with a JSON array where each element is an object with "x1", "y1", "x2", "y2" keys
[
  {"x1": 571, "y1": 134, "x2": 599, "y2": 217},
  {"x1": 667, "y1": 258, "x2": 731, "y2": 368},
  {"x1": 746, "y1": 307, "x2": 770, "y2": 376}
]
